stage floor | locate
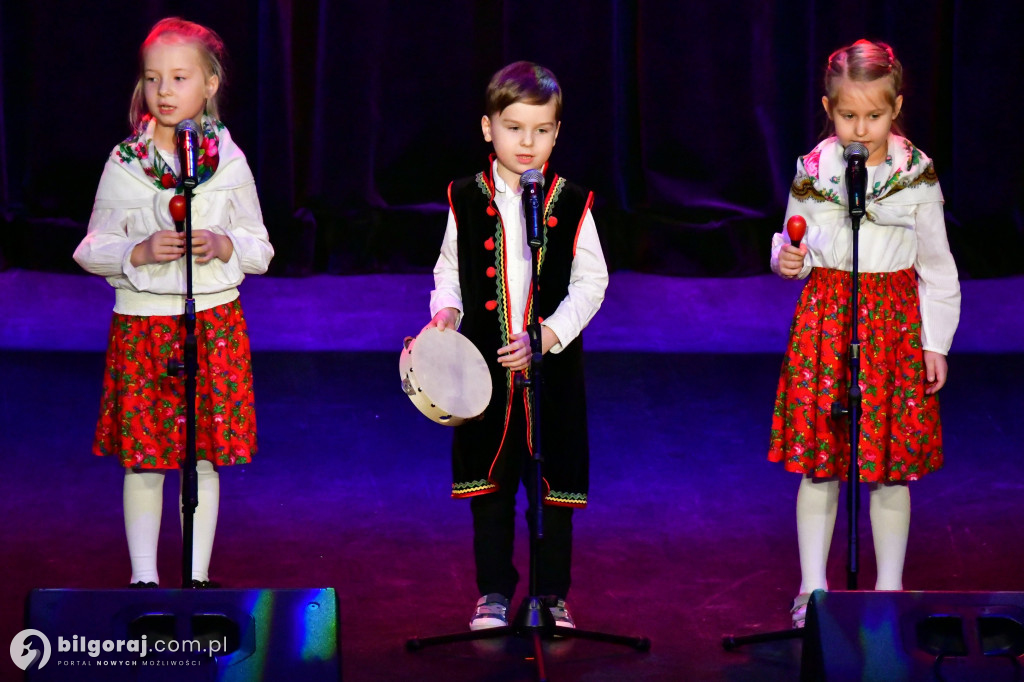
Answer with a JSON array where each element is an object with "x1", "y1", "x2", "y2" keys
[
  {"x1": 2, "y1": 270, "x2": 1023, "y2": 681},
  {"x1": 3, "y1": 269, "x2": 1023, "y2": 353}
]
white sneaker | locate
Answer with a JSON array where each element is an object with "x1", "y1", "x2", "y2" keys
[
  {"x1": 548, "y1": 599, "x2": 576, "y2": 629},
  {"x1": 791, "y1": 593, "x2": 811, "y2": 629},
  {"x1": 469, "y1": 594, "x2": 509, "y2": 630}
]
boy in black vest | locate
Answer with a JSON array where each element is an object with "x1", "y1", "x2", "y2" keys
[{"x1": 427, "y1": 61, "x2": 608, "y2": 630}]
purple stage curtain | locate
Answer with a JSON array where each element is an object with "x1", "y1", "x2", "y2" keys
[{"x1": 0, "y1": 1, "x2": 1021, "y2": 276}]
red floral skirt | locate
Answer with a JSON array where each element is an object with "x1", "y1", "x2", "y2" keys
[
  {"x1": 93, "y1": 299, "x2": 257, "y2": 469},
  {"x1": 768, "y1": 267, "x2": 942, "y2": 482}
]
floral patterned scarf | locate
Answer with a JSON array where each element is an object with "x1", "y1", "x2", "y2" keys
[
  {"x1": 93, "y1": 117, "x2": 254, "y2": 234},
  {"x1": 786, "y1": 133, "x2": 946, "y2": 238},
  {"x1": 791, "y1": 134, "x2": 943, "y2": 223},
  {"x1": 113, "y1": 115, "x2": 223, "y2": 193}
]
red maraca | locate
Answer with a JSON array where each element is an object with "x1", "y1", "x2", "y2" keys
[
  {"x1": 169, "y1": 195, "x2": 186, "y2": 233},
  {"x1": 787, "y1": 215, "x2": 806, "y2": 248}
]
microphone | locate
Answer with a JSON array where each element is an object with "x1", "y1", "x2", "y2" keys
[
  {"x1": 843, "y1": 142, "x2": 869, "y2": 218},
  {"x1": 176, "y1": 119, "x2": 201, "y2": 190},
  {"x1": 519, "y1": 169, "x2": 545, "y2": 249},
  {"x1": 169, "y1": 195, "x2": 186, "y2": 233},
  {"x1": 786, "y1": 215, "x2": 806, "y2": 248}
]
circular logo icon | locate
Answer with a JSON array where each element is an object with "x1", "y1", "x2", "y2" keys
[{"x1": 10, "y1": 629, "x2": 51, "y2": 671}]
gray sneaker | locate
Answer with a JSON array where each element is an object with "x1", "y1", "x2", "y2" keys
[
  {"x1": 791, "y1": 593, "x2": 811, "y2": 629},
  {"x1": 548, "y1": 599, "x2": 576, "y2": 629},
  {"x1": 469, "y1": 593, "x2": 510, "y2": 630}
]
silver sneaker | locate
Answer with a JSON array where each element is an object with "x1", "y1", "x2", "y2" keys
[
  {"x1": 791, "y1": 593, "x2": 811, "y2": 629},
  {"x1": 548, "y1": 599, "x2": 576, "y2": 629},
  {"x1": 469, "y1": 593, "x2": 509, "y2": 630}
]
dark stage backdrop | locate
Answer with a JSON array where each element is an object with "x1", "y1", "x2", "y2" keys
[{"x1": 1, "y1": 1, "x2": 1021, "y2": 277}]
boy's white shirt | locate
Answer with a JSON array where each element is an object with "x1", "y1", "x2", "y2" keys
[{"x1": 431, "y1": 159, "x2": 608, "y2": 353}]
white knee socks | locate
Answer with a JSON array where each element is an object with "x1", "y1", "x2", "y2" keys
[
  {"x1": 124, "y1": 468, "x2": 166, "y2": 584},
  {"x1": 796, "y1": 476, "x2": 840, "y2": 594},
  {"x1": 123, "y1": 461, "x2": 220, "y2": 585},
  {"x1": 795, "y1": 476, "x2": 912, "y2": 594},
  {"x1": 869, "y1": 482, "x2": 910, "y2": 591},
  {"x1": 180, "y1": 459, "x2": 220, "y2": 582}
]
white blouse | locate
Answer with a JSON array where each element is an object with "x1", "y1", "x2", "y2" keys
[
  {"x1": 74, "y1": 126, "x2": 274, "y2": 317},
  {"x1": 770, "y1": 156, "x2": 961, "y2": 355}
]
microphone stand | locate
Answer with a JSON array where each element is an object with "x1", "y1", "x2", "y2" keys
[
  {"x1": 832, "y1": 181, "x2": 864, "y2": 590},
  {"x1": 168, "y1": 178, "x2": 199, "y2": 590},
  {"x1": 723, "y1": 155, "x2": 867, "y2": 650},
  {"x1": 408, "y1": 189, "x2": 650, "y2": 680}
]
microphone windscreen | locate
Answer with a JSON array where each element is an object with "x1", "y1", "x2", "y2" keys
[
  {"x1": 519, "y1": 169, "x2": 545, "y2": 189},
  {"x1": 176, "y1": 119, "x2": 201, "y2": 138},
  {"x1": 843, "y1": 142, "x2": 869, "y2": 163}
]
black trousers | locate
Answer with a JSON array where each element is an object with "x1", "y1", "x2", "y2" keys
[{"x1": 470, "y1": 395, "x2": 574, "y2": 601}]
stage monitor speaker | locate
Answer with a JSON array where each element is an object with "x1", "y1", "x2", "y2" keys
[
  {"x1": 18, "y1": 588, "x2": 339, "y2": 681},
  {"x1": 801, "y1": 590, "x2": 1024, "y2": 682}
]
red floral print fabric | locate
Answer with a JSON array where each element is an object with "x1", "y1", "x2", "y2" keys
[
  {"x1": 93, "y1": 299, "x2": 257, "y2": 469},
  {"x1": 769, "y1": 267, "x2": 942, "y2": 482}
]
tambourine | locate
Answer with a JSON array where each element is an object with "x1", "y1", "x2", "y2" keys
[{"x1": 399, "y1": 327, "x2": 492, "y2": 426}]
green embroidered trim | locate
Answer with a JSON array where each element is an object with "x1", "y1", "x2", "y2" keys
[
  {"x1": 543, "y1": 176, "x2": 565, "y2": 222},
  {"x1": 477, "y1": 175, "x2": 512, "y2": 398},
  {"x1": 538, "y1": 175, "x2": 566, "y2": 272},
  {"x1": 453, "y1": 479, "x2": 497, "y2": 495},
  {"x1": 519, "y1": 176, "x2": 567, "y2": 432},
  {"x1": 496, "y1": 216, "x2": 514, "y2": 401},
  {"x1": 545, "y1": 490, "x2": 587, "y2": 506},
  {"x1": 475, "y1": 172, "x2": 492, "y2": 201},
  {"x1": 494, "y1": 216, "x2": 510, "y2": 351},
  {"x1": 479, "y1": 178, "x2": 512, "y2": 360}
]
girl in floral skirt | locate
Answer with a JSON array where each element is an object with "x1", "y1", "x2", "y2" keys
[
  {"x1": 768, "y1": 40, "x2": 960, "y2": 627},
  {"x1": 74, "y1": 17, "x2": 273, "y2": 587}
]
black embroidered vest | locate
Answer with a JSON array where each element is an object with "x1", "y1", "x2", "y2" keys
[{"x1": 448, "y1": 158, "x2": 594, "y2": 507}]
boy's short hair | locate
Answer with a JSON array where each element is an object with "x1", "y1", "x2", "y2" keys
[{"x1": 485, "y1": 61, "x2": 562, "y2": 120}]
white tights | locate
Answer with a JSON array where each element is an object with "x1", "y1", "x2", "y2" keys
[
  {"x1": 795, "y1": 475, "x2": 910, "y2": 595},
  {"x1": 123, "y1": 460, "x2": 220, "y2": 585}
]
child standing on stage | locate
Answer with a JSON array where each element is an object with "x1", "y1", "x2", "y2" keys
[
  {"x1": 769, "y1": 40, "x2": 960, "y2": 627},
  {"x1": 427, "y1": 61, "x2": 608, "y2": 630},
  {"x1": 74, "y1": 17, "x2": 273, "y2": 588}
]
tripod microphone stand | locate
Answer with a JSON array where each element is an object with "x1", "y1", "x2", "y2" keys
[
  {"x1": 407, "y1": 171, "x2": 649, "y2": 680},
  {"x1": 167, "y1": 119, "x2": 202, "y2": 589},
  {"x1": 722, "y1": 142, "x2": 871, "y2": 650}
]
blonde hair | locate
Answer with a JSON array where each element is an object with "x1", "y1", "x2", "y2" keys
[
  {"x1": 823, "y1": 39, "x2": 904, "y2": 135},
  {"x1": 485, "y1": 61, "x2": 562, "y2": 120},
  {"x1": 128, "y1": 17, "x2": 227, "y2": 131}
]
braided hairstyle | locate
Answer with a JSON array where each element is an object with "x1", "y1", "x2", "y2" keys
[
  {"x1": 128, "y1": 17, "x2": 227, "y2": 132},
  {"x1": 822, "y1": 39, "x2": 904, "y2": 136}
]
